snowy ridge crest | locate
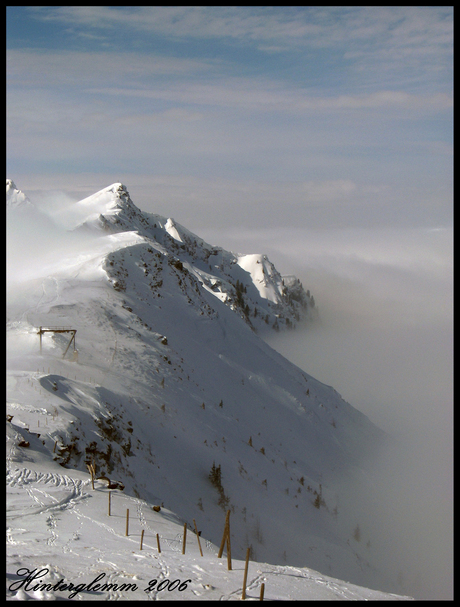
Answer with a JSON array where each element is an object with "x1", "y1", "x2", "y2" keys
[{"x1": 71, "y1": 182, "x2": 316, "y2": 332}]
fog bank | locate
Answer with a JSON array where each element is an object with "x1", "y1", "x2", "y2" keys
[{"x1": 200, "y1": 225, "x2": 453, "y2": 599}]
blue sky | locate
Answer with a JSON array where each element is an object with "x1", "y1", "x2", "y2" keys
[{"x1": 7, "y1": 6, "x2": 453, "y2": 230}]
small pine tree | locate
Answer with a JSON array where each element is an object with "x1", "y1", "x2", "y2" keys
[
  {"x1": 209, "y1": 462, "x2": 229, "y2": 510},
  {"x1": 209, "y1": 462, "x2": 222, "y2": 488},
  {"x1": 313, "y1": 483, "x2": 325, "y2": 509}
]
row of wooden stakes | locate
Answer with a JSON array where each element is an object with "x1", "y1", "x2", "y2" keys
[{"x1": 108, "y1": 492, "x2": 264, "y2": 600}]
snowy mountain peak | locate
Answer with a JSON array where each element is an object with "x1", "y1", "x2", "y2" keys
[
  {"x1": 164, "y1": 217, "x2": 184, "y2": 242},
  {"x1": 77, "y1": 181, "x2": 129, "y2": 205},
  {"x1": 6, "y1": 179, "x2": 33, "y2": 209},
  {"x1": 7, "y1": 179, "x2": 313, "y2": 332},
  {"x1": 68, "y1": 182, "x2": 316, "y2": 332},
  {"x1": 73, "y1": 182, "x2": 139, "y2": 229},
  {"x1": 238, "y1": 253, "x2": 293, "y2": 305}
]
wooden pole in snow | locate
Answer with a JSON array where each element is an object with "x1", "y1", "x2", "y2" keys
[
  {"x1": 86, "y1": 462, "x2": 95, "y2": 490},
  {"x1": 242, "y1": 547, "x2": 250, "y2": 600},
  {"x1": 182, "y1": 523, "x2": 187, "y2": 554},
  {"x1": 156, "y1": 533, "x2": 161, "y2": 554},
  {"x1": 193, "y1": 519, "x2": 203, "y2": 556},
  {"x1": 226, "y1": 529, "x2": 232, "y2": 570},
  {"x1": 140, "y1": 529, "x2": 144, "y2": 550},
  {"x1": 260, "y1": 582, "x2": 265, "y2": 601},
  {"x1": 108, "y1": 491, "x2": 111, "y2": 516},
  {"x1": 125, "y1": 509, "x2": 129, "y2": 536},
  {"x1": 217, "y1": 511, "x2": 232, "y2": 569},
  {"x1": 218, "y1": 510, "x2": 230, "y2": 558}
]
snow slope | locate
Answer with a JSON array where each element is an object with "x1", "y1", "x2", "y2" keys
[
  {"x1": 7, "y1": 181, "x2": 412, "y2": 600},
  {"x1": 6, "y1": 459, "x2": 409, "y2": 601}
]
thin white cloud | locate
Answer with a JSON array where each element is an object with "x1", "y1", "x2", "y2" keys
[
  {"x1": 29, "y1": 6, "x2": 452, "y2": 49},
  {"x1": 6, "y1": 49, "x2": 215, "y2": 93},
  {"x1": 29, "y1": 6, "x2": 326, "y2": 42},
  {"x1": 25, "y1": 5, "x2": 453, "y2": 86},
  {"x1": 85, "y1": 82, "x2": 451, "y2": 113},
  {"x1": 8, "y1": 45, "x2": 451, "y2": 116}
]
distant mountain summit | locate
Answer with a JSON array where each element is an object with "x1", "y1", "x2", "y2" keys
[{"x1": 6, "y1": 179, "x2": 33, "y2": 209}]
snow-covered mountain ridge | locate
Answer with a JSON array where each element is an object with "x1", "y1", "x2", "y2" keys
[
  {"x1": 7, "y1": 180, "x2": 409, "y2": 599},
  {"x1": 73, "y1": 182, "x2": 315, "y2": 333}
]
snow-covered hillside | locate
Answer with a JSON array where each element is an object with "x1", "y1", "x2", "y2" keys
[{"x1": 7, "y1": 181, "x2": 412, "y2": 600}]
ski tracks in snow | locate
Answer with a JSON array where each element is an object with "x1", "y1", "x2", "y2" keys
[
  {"x1": 7, "y1": 468, "x2": 88, "y2": 548},
  {"x1": 6, "y1": 467, "x2": 156, "y2": 601},
  {"x1": 7, "y1": 467, "x2": 87, "y2": 510}
]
